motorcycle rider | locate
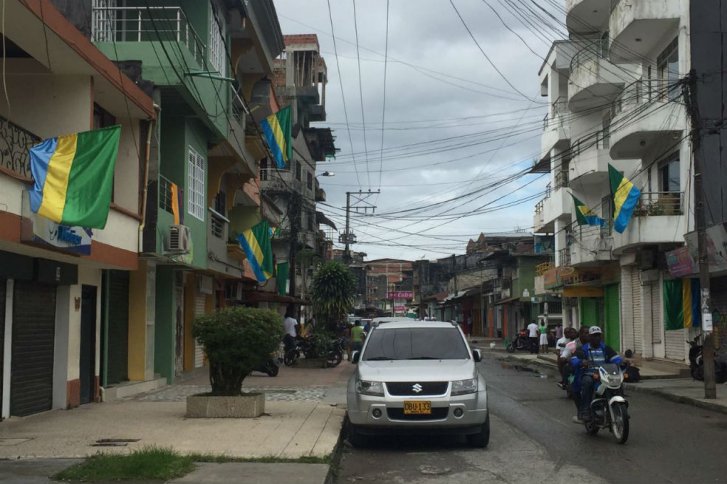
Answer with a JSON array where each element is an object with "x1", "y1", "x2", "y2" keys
[
  {"x1": 283, "y1": 306, "x2": 299, "y2": 353},
  {"x1": 570, "y1": 326, "x2": 625, "y2": 423}
]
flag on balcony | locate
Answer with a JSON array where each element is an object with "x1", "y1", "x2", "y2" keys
[
  {"x1": 571, "y1": 194, "x2": 605, "y2": 226},
  {"x1": 609, "y1": 164, "x2": 641, "y2": 233},
  {"x1": 664, "y1": 278, "x2": 701, "y2": 330},
  {"x1": 28, "y1": 126, "x2": 121, "y2": 229},
  {"x1": 260, "y1": 106, "x2": 292, "y2": 169},
  {"x1": 237, "y1": 220, "x2": 274, "y2": 283}
]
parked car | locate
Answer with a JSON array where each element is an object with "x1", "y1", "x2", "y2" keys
[{"x1": 346, "y1": 320, "x2": 489, "y2": 447}]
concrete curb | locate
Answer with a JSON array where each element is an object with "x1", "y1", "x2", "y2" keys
[
  {"x1": 323, "y1": 415, "x2": 347, "y2": 484},
  {"x1": 623, "y1": 383, "x2": 727, "y2": 416}
]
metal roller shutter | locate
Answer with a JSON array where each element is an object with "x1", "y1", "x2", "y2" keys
[
  {"x1": 11, "y1": 281, "x2": 56, "y2": 417},
  {"x1": 632, "y1": 269, "x2": 643, "y2": 355},
  {"x1": 194, "y1": 295, "x2": 205, "y2": 368},
  {"x1": 621, "y1": 267, "x2": 634, "y2": 352},
  {"x1": 0, "y1": 280, "x2": 5, "y2": 414},
  {"x1": 665, "y1": 328, "x2": 686, "y2": 361},
  {"x1": 106, "y1": 271, "x2": 129, "y2": 385}
]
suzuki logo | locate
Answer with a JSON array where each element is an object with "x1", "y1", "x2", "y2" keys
[{"x1": 412, "y1": 383, "x2": 423, "y2": 393}]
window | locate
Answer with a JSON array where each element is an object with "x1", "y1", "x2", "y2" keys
[
  {"x1": 657, "y1": 38, "x2": 679, "y2": 101},
  {"x1": 363, "y1": 327, "x2": 470, "y2": 361},
  {"x1": 208, "y1": 7, "x2": 225, "y2": 74},
  {"x1": 659, "y1": 152, "x2": 680, "y2": 192},
  {"x1": 295, "y1": 161, "x2": 301, "y2": 181},
  {"x1": 93, "y1": 103, "x2": 116, "y2": 129},
  {"x1": 187, "y1": 147, "x2": 206, "y2": 221},
  {"x1": 306, "y1": 172, "x2": 313, "y2": 190}
]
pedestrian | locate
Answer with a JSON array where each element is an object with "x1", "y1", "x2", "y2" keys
[
  {"x1": 283, "y1": 306, "x2": 299, "y2": 353},
  {"x1": 466, "y1": 315, "x2": 473, "y2": 337},
  {"x1": 527, "y1": 320, "x2": 539, "y2": 354},
  {"x1": 350, "y1": 320, "x2": 365, "y2": 356},
  {"x1": 555, "y1": 323, "x2": 563, "y2": 340},
  {"x1": 538, "y1": 319, "x2": 549, "y2": 354}
]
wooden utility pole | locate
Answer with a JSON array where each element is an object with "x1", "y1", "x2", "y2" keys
[{"x1": 685, "y1": 69, "x2": 717, "y2": 399}]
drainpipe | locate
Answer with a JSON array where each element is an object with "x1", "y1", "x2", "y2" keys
[{"x1": 138, "y1": 103, "x2": 160, "y2": 253}]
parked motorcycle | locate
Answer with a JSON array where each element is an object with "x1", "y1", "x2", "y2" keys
[
  {"x1": 254, "y1": 358, "x2": 279, "y2": 377},
  {"x1": 688, "y1": 336, "x2": 727, "y2": 383},
  {"x1": 283, "y1": 335, "x2": 345, "y2": 368},
  {"x1": 582, "y1": 362, "x2": 630, "y2": 444},
  {"x1": 506, "y1": 329, "x2": 532, "y2": 353}
]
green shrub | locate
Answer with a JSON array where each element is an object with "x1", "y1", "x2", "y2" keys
[
  {"x1": 192, "y1": 307, "x2": 282, "y2": 396},
  {"x1": 311, "y1": 261, "x2": 356, "y2": 331}
]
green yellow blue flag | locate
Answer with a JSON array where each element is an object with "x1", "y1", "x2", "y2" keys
[
  {"x1": 238, "y1": 220, "x2": 274, "y2": 283},
  {"x1": 260, "y1": 106, "x2": 292, "y2": 169},
  {"x1": 609, "y1": 164, "x2": 641, "y2": 233},
  {"x1": 571, "y1": 194, "x2": 605, "y2": 226},
  {"x1": 29, "y1": 126, "x2": 121, "y2": 229},
  {"x1": 664, "y1": 278, "x2": 701, "y2": 330}
]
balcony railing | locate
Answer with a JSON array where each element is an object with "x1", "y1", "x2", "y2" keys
[
  {"x1": 209, "y1": 207, "x2": 228, "y2": 239},
  {"x1": 230, "y1": 85, "x2": 246, "y2": 125},
  {"x1": 612, "y1": 79, "x2": 680, "y2": 118},
  {"x1": 571, "y1": 129, "x2": 610, "y2": 158},
  {"x1": 543, "y1": 97, "x2": 568, "y2": 130},
  {"x1": 559, "y1": 247, "x2": 572, "y2": 266},
  {"x1": 554, "y1": 169, "x2": 569, "y2": 189},
  {"x1": 633, "y1": 191, "x2": 683, "y2": 217},
  {"x1": 570, "y1": 39, "x2": 609, "y2": 72},
  {"x1": 0, "y1": 115, "x2": 40, "y2": 180},
  {"x1": 91, "y1": 6, "x2": 206, "y2": 66}
]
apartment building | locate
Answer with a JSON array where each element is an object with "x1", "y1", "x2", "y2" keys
[{"x1": 534, "y1": 0, "x2": 697, "y2": 360}]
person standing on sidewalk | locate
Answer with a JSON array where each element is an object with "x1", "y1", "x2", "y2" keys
[
  {"x1": 527, "y1": 320, "x2": 539, "y2": 353},
  {"x1": 538, "y1": 319, "x2": 549, "y2": 354},
  {"x1": 350, "y1": 320, "x2": 365, "y2": 355}
]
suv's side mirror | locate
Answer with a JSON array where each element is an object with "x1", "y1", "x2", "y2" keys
[
  {"x1": 472, "y1": 349, "x2": 482, "y2": 363},
  {"x1": 352, "y1": 351, "x2": 360, "y2": 364}
]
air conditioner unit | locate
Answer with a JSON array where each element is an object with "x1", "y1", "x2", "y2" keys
[
  {"x1": 166, "y1": 224, "x2": 191, "y2": 254},
  {"x1": 640, "y1": 269, "x2": 660, "y2": 285}
]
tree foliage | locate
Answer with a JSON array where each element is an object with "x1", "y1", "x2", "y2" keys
[
  {"x1": 311, "y1": 261, "x2": 356, "y2": 331},
  {"x1": 192, "y1": 307, "x2": 281, "y2": 396}
]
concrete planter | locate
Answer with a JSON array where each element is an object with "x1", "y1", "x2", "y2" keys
[{"x1": 186, "y1": 393, "x2": 265, "y2": 418}]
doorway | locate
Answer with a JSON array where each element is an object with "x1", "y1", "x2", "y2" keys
[{"x1": 80, "y1": 285, "x2": 97, "y2": 404}]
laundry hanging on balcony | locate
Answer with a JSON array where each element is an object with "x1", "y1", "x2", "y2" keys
[
  {"x1": 571, "y1": 194, "x2": 605, "y2": 226},
  {"x1": 609, "y1": 164, "x2": 641, "y2": 234},
  {"x1": 28, "y1": 125, "x2": 121, "y2": 229},
  {"x1": 260, "y1": 106, "x2": 292, "y2": 169},
  {"x1": 237, "y1": 220, "x2": 274, "y2": 283}
]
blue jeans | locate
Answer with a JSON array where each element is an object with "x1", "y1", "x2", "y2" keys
[{"x1": 579, "y1": 374, "x2": 595, "y2": 416}]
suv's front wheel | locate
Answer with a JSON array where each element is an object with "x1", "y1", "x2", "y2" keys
[
  {"x1": 466, "y1": 416, "x2": 490, "y2": 448},
  {"x1": 346, "y1": 416, "x2": 368, "y2": 448}
]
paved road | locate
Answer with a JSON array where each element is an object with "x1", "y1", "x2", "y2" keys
[{"x1": 335, "y1": 353, "x2": 727, "y2": 484}]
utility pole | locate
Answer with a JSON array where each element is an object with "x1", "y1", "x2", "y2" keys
[
  {"x1": 288, "y1": 192, "x2": 301, "y2": 299},
  {"x1": 339, "y1": 190, "x2": 379, "y2": 264},
  {"x1": 684, "y1": 69, "x2": 717, "y2": 399}
]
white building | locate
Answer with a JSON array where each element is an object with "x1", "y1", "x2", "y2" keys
[{"x1": 534, "y1": 0, "x2": 694, "y2": 361}]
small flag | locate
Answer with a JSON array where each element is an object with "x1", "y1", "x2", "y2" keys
[
  {"x1": 571, "y1": 194, "x2": 605, "y2": 226},
  {"x1": 29, "y1": 126, "x2": 121, "y2": 229},
  {"x1": 260, "y1": 106, "x2": 292, "y2": 169},
  {"x1": 664, "y1": 278, "x2": 701, "y2": 330},
  {"x1": 276, "y1": 261, "x2": 290, "y2": 295},
  {"x1": 609, "y1": 164, "x2": 641, "y2": 233},
  {"x1": 237, "y1": 220, "x2": 274, "y2": 283}
]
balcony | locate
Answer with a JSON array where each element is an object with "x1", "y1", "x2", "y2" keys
[
  {"x1": 569, "y1": 131, "x2": 611, "y2": 185},
  {"x1": 541, "y1": 97, "x2": 570, "y2": 155},
  {"x1": 612, "y1": 191, "x2": 685, "y2": 253},
  {"x1": 0, "y1": 115, "x2": 40, "y2": 181},
  {"x1": 534, "y1": 199, "x2": 547, "y2": 233},
  {"x1": 558, "y1": 247, "x2": 572, "y2": 267},
  {"x1": 207, "y1": 208, "x2": 245, "y2": 278},
  {"x1": 91, "y1": 6, "x2": 206, "y2": 67},
  {"x1": 260, "y1": 168, "x2": 302, "y2": 194},
  {"x1": 609, "y1": 0, "x2": 681, "y2": 63},
  {"x1": 566, "y1": 0, "x2": 611, "y2": 34},
  {"x1": 569, "y1": 225, "x2": 615, "y2": 266},
  {"x1": 609, "y1": 80, "x2": 686, "y2": 160},
  {"x1": 568, "y1": 42, "x2": 640, "y2": 112},
  {"x1": 543, "y1": 183, "x2": 571, "y2": 225}
]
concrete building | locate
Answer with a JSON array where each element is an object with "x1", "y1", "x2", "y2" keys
[
  {"x1": 0, "y1": 0, "x2": 155, "y2": 417},
  {"x1": 534, "y1": 0, "x2": 696, "y2": 360},
  {"x1": 363, "y1": 259, "x2": 414, "y2": 316}
]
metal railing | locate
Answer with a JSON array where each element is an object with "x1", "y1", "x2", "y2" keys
[
  {"x1": 159, "y1": 175, "x2": 178, "y2": 214},
  {"x1": 91, "y1": 6, "x2": 207, "y2": 66},
  {"x1": 534, "y1": 199, "x2": 545, "y2": 214},
  {"x1": 230, "y1": 85, "x2": 246, "y2": 125},
  {"x1": 543, "y1": 97, "x2": 568, "y2": 130},
  {"x1": 559, "y1": 247, "x2": 572, "y2": 267},
  {"x1": 260, "y1": 168, "x2": 302, "y2": 192},
  {"x1": 634, "y1": 191, "x2": 683, "y2": 216},
  {"x1": 554, "y1": 169, "x2": 569, "y2": 189},
  {"x1": 612, "y1": 78, "x2": 679, "y2": 117},
  {"x1": 208, "y1": 207, "x2": 229, "y2": 239},
  {"x1": 570, "y1": 38, "x2": 609, "y2": 72},
  {"x1": 0, "y1": 115, "x2": 40, "y2": 180}
]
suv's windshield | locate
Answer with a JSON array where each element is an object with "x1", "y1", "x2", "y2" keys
[{"x1": 362, "y1": 327, "x2": 470, "y2": 361}]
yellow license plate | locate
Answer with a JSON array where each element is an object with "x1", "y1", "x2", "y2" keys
[{"x1": 403, "y1": 401, "x2": 432, "y2": 415}]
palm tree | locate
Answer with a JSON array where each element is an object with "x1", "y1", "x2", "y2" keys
[{"x1": 311, "y1": 261, "x2": 356, "y2": 332}]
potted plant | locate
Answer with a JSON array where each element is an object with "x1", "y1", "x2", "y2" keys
[{"x1": 186, "y1": 307, "x2": 281, "y2": 418}]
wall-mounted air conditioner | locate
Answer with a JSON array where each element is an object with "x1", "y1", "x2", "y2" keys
[{"x1": 166, "y1": 224, "x2": 191, "y2": 254}]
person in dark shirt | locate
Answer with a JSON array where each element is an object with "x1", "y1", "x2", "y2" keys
[{"x1": 570, "y1": 326, "x2": 624, "y2": 422}]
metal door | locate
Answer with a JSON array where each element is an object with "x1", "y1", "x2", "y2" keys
[
  {"x1": 194, "y1": 295, "x2": 205, "y2": 368},
  {"x1": 11, "y1": 281, "x2": 56, "y2": 416},
  {"x1": 80, "y1": 285, "x2": 96, "y2": 404},
  {"x1": 604, "y1": 284, "x2": 621, "y2": 351},
  {"x1": 632, "y1": 268, "x2": 643, "y2": 354},
  {"x1": 105, "y1": 271, "x2": 129, "y2": 385}
]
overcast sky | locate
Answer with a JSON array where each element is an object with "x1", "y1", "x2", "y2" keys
[{"x1": 274, "y1": 0, "x2": 565, "y2": 261}]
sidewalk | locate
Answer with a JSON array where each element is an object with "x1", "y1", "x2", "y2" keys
[
  {"x1": 0, "y1": 362, "x2": 354, "y2": 483},
  {"x1": 486, "y1": 349, "x2": 727, "y2": 415}
]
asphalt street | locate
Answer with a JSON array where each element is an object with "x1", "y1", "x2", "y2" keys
[{"x1": 335, "y1": 353, "x2": 727, "y2": 484}]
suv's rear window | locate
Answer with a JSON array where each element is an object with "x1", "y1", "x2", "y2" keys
[{"x1": 363, "y1": 327, "x2": 470, "y2": 361}]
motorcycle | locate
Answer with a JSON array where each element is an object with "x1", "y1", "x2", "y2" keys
[
  {"x1": 254, "y1": 358, "x2": 279, "y2": 377},
  {"x1": 284, "y1": 335, "x2": 345, "y2": 368},
  {"x1": 688, "y1": 336, "x2": 727, "y2": 383},
  {"x1": 582, "y1": 363, "x2": 630, "y2": 444},
  {"x1": 506, "y1": 329, "x2": 532, "y2": 353}
]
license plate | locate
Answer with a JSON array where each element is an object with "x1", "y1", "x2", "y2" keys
[{"x1": 403, "y1": 401, "x2": 432, "y2": 415}]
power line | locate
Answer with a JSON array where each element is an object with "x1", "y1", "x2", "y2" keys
[{"x1": 351, "y1": 0, "x2": 371, "y2": 188}]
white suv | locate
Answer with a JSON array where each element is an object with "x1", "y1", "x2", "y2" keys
[{"x1": 346, "y1": 320, "x2": 489, "y2": 447}]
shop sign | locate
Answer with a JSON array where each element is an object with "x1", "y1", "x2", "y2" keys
[
  {"x1": 21, "y1": 192, "x2": 92, "y2": 255},
  {"x1": 665, "y1": 246, "x2": 697, "y2": 277},
  {"x1": 388, "y1": 291, "x2": 413, "y2": 299}
]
